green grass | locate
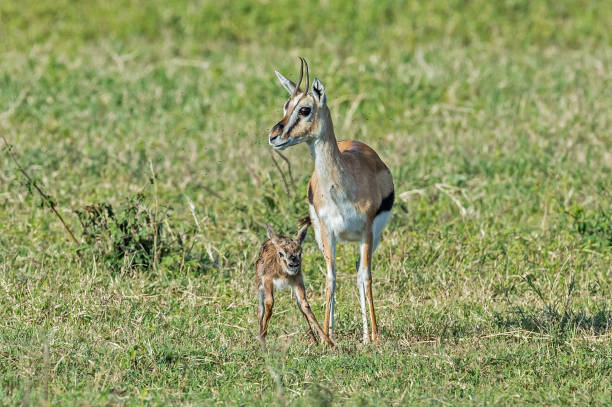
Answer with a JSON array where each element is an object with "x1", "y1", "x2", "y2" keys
[{"x1": 1, "y1": 0, "x2": 612, "y2": 405}]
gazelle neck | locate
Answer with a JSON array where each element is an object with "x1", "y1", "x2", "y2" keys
[{"x1": 307, "y1": 107, "x2": 345, "y2": 185}]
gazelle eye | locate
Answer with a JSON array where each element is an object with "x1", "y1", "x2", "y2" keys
[
  {"x1": 279, "y1": 252, "x2": 285, "y2": 258},
  {"x1": 299, "y1": 107, "x2": 311, "y2": 116}
]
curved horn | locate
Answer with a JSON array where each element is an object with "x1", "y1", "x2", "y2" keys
[
  {"x1": 303, "y1": 58, "x2": 310, "y2": 94},
  {"x1": 292, "y1": 57, "x2": 304, "y2": 98}
]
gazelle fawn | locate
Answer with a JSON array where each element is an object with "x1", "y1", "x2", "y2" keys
[
  {"x1": 255, "y1": 222, "x2": 334, "y2": 347},
  {"x1": 268, "y1": 58, "x2": 394, "y2": 344}
]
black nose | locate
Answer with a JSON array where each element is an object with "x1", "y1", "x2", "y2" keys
[
  {"x1": 272, "y1": 121, "x2": 284, "y2": 132},
  {"x1": 270, "y1": 122, "x2": 284, "y2": 143}
]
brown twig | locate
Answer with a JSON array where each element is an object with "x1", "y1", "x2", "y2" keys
[
  {"x1": 274, "y1": 150, "x2": 296, "y2": 191},
  {"x1": 1, "y1": 133, "x2": 80, "y2": 246},
  {"x1": 241, "y1": 154, "x2": 262, "y2": 186},
  {"x1": 268, "y1": 149, "x2": 292, "y2": 197},
  {"x1": 201, "y1": 184, "x2": 227, "y2": 202},
  {"x1": 149, "y1": 160, "x2": 159, "y2": 272}
]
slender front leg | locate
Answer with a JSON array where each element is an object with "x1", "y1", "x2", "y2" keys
[
  {"x1": 320, "y1": 226, "x2": 336, "y2": 339},
  {"x1": 259, "y1": 284, "x2": 274, "y2": 344},
  {"x1": 257, "y1": 286, "x2": 266, "y2": 343},
  {"x1": 294, "y1": 280, "x2": 334, "y2": 347},
  {"x1": 360, "y1": 227, "x2": 379, "y2": 343},
  {"x1": 294, "y1": 287, "x2": 318, "y2": 344}
]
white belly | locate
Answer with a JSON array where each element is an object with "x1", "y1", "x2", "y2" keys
[{"x1": 316, "y1": 198, "x2": 365, "y2": 242}]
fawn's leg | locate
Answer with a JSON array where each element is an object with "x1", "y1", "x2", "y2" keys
[
  {"x1": 259, "y1": 284, "x2": 274, "y2": 343},
  {"x1": 257, "y1": 287, "x2": 266, "y2": 343},
  {"x1": 295, "y1": 279, "x2": 334, "y2": 347},
  {"x1": 294, "y1": 286, "x2": 318, "y2": 344}
]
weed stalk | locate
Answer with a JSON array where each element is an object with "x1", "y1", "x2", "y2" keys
[{"x1": 1, "y1": 133, "x2": 80, "y2": 246}]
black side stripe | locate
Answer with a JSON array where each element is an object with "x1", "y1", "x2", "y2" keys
[
  {"x1": 376, "y1": 190, "x2": 394, "y2": 216},
  {"x1": 308, "y1": 184, "x2": 313, "y2": 204}
]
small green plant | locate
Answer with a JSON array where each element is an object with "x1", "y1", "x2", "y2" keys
[
  {"x1": 76, "y1": 190, "x2": 204, "y2": 273},
  {"x1": 566, "y1": 204, "x2": 612, "y2": 249}
]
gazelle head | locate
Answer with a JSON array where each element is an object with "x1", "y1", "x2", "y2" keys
[
  {"x1": 265, "y1": 223, "x2": 308, "y2": 275},
  {"x1": 269, "y1": 58, "x2": 327, "y2": 150}
]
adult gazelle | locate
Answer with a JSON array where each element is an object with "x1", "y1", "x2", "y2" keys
[{"x1": 268, "y1": 58, "x2": 394, "y2": 344}]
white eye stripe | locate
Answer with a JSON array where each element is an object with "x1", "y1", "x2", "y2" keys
[
  {"x1": 284, "y1": 107, "x2": 300, "y2": 135},
  {"x1": 282, "y1": 95, "x2": 313, "y2": 136}
]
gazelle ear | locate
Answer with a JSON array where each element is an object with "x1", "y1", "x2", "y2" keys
[
  {"x1": 275, "y1": 70, "x2": 296, "y2": 95},
  {"x1": 266, "y1": 224, "x2": 279, "y2": 241},
  {"x1": 312, "y1": 78, "x2": 326, "y2": 105},
  {"x1": 296, "y1": 223, "x2": 308, "y2": 246}
]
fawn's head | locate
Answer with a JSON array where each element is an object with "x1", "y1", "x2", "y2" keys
[
  {"x1": 268, "y1": 58, "x2": 328, "y2": 150},
  {"x1": 265, "y1": 223, "x2": 308, "y2": 275}
]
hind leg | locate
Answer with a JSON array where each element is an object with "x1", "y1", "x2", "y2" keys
[
  {"x1": 362, "y1": 211, "x2": 391, "y2": 344},
  {"x1": 359, "y1": 226, "x2": 377, "y2": 343},
  {"x1": 356, "y1": 255, "x2": 369, "y2": 343}
]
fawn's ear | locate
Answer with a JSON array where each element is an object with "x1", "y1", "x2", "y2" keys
[
  {"x1": 296, "y1": 223, "x2": 308, "y2": 246},
  {"x1": 266, "y1": 224, "x2": 278, "y2": 241}
]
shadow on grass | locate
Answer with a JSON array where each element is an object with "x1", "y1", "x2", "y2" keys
[
  {"x1": 494, "y1": 305, "x2": 612, "y2": 336},
  {"x1": 494, "y1": 274, "x2": 612, "y2": 337}
]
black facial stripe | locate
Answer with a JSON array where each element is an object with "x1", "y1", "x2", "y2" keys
[
  {"x1": 283, "y1": 93, "x2": 310, "y2": 136},
  {"x1": 285, "y1": 118, "x2": 299, "y2": 136},
  {"x1": 272, "y1": 121, "x2": 284, "y2": 132}
]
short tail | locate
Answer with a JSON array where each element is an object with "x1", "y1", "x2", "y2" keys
[{"x1": 298, "y1": 215, "x2": 310, "y2": 228}]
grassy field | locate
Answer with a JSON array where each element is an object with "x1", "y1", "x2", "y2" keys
[{"x1": 1, "y1": 0, "x2": 612, "y2": 405}]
